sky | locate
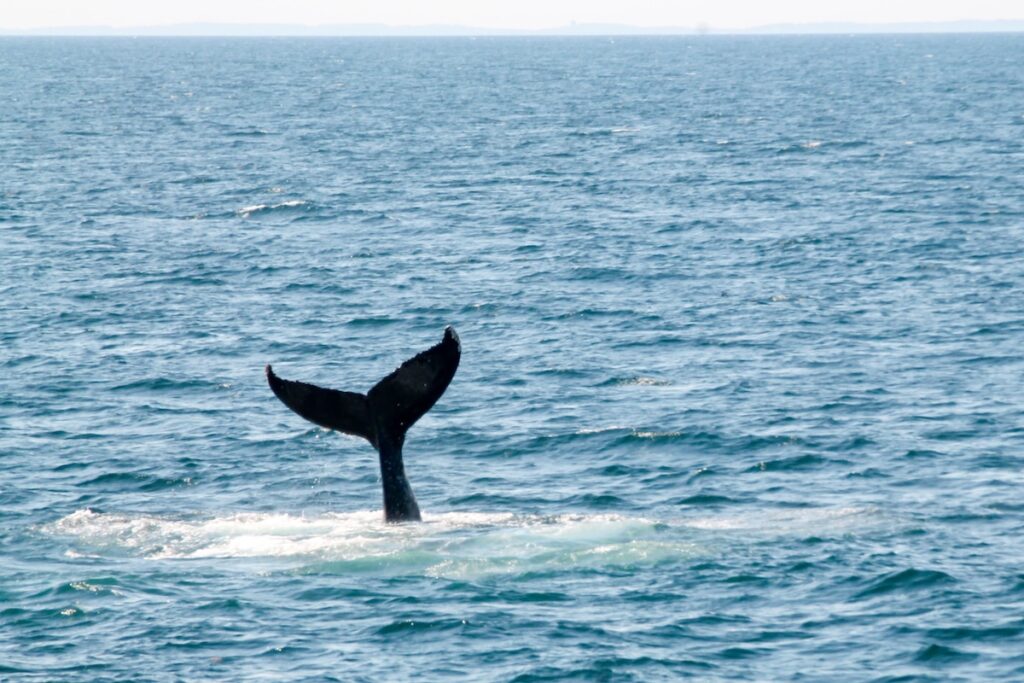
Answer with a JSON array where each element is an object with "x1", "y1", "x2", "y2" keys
[{"x1": 2, "y1": 0, "x2": 1022, "y2": 31}]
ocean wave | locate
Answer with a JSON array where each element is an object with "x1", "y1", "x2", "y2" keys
[
  {"x1": 237, "y1": 199, "x2": 310, "y2": 218},
  {"x1": 748, "y1": 454, "x2": 830, "y2": 472},
  {"x1": 854, "y1": 568, "x2": 957, "y2": 599},
  {"x1": 598, "y1": 376, "x2": 673, "y2": 387}
]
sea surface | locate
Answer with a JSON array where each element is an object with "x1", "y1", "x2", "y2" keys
[{"x1": 2, "y1": 34, "x2": 1024, "y2": 681}]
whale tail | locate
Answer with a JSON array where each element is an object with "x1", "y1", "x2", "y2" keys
[
  {"x1": 266, "y1": 326, "x2": 461, "y2": 447},
  {"x1": 265, "y1": 326, "x2": 461, "y2": 522}
]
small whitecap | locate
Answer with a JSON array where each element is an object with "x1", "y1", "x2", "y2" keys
[
  {"x1": 575, "y1": 425, "x2": 628, "y2": 435},
  {"x1": 237, "y1": 203, "x2": 268, "y2": 216},
  {"x1": 237, "y1": 199, "x2": 309, "y2": 218},
  {"x1": 617, "y1": 376, "x2": 671, "y2": 387},
  {"x1": 69, "y1": 581, "x2": 102, "y2": 592},
  {"x1": 633, "y1": 430, "x2": 682, "y2": 439}
]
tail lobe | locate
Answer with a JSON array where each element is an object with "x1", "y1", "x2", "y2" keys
[
  {"x1": 265, "y1": 365, "x2": 375, "y2": 445},
  {"x1": 266, "y1": 326, "x2": 461, "y2": 446},
  {"x1": 367, "y1": 326, "x2": 461, "y2": 442}
]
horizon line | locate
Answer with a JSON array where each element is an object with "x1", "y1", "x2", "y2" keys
[{"x1": 3, "y1": 18, "x2": 1024, "y2": 37}]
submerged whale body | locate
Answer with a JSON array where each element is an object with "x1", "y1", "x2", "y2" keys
[{"x1": 266, "y1": 326, "x2": 461, "y2": 523}]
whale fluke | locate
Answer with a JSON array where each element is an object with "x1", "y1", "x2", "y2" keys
[
  {"x1": 264, "y1": 371, "x2": 374, "y2": 443},
  {"x1": 266, "y1": 326, "x2": 461, "y2": 522}
]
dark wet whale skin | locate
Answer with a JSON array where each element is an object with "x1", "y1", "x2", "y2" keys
[{"x1": 266, "y1": 326, "x2": 461, "y2": 522}]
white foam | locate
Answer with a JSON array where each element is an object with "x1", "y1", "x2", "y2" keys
[
  {"x1": 684, "y1": 506, "x2": 876, "y2": 534},
  {"x1": 48, "y1": 507, "x2": 876, "y2": 577},
  {"x1": 633, "y1": 430, "x2": 682, "y2": 439},
  {"x1": 237, "y1": 203, "x2": 267, "y2": 216},
  {"x1": 575, "y1": 425, "x2": 628, "y2": 434},
  {"x1": 45, "y1": 509, "x2": 701, "y2": 578},
  {"x1": 625, "y1": 376, "x2": 671, "y2": 386},
  {"x1": 237, "y1": 199, "x2": 308, "y2": 218}
]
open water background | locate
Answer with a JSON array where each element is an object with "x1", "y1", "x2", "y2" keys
[{"x1": 2, "y1": 34, "x2": 1024, "y2": 681}]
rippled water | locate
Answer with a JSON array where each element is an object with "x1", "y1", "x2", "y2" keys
[{"x1": 2, "y1": 35, "x2": 1024, "y2": 681}]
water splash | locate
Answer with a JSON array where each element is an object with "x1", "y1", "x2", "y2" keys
[{"x1": 45, "y1": 509, "x2": 702, "y2": 579}]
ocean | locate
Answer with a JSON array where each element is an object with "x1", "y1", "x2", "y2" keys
[{"x1": 2, "y1": 34, "x2": 1023, "y2": 681}]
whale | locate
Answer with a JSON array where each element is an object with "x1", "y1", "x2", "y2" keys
[{"x1": 266, "y1": 326, "x2": 460, "y2": 523}]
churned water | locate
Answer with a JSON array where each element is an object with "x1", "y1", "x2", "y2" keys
[{"x1": 2, "y1": 35, "x2": 1024, "y2": 681}]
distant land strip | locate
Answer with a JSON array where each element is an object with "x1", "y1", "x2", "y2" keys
[{"x1": 2, "y1": 19, "x2": 1024, "y2": 37}]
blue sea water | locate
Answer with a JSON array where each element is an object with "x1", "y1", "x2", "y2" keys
[{"x1": 2, "y1": 34, "x2": 1024, "y2": 681}]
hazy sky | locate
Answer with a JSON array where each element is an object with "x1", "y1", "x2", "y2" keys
[{"x1": 2, "y1": 0, "x2": 1022, "y2": 30}]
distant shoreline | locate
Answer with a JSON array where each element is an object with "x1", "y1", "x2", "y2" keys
[{"x1": 2, "y1": 19, "x2": 1024, "y2": 37}]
